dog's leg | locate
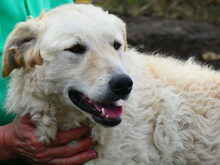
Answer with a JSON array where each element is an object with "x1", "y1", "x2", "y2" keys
[{"x1": 31, "y1": 110, "x2": 57, "y2": 145}]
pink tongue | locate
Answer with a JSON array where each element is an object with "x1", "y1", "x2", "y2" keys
[{"x1": 94, "y1": 103, "x2": 123, "y2": 119}]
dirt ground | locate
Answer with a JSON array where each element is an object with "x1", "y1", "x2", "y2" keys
[{"x1": 124, "y1": 16, "x2": 220, "y2": 70}]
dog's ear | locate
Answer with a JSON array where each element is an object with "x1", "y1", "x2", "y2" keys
[{"x1": 2, "y1": 20, "x2": 43, "y2": 78}]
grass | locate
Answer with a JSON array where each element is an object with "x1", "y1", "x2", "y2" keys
[{"x1": 92, "y1": 0, "x2": 220, "y2": 23}]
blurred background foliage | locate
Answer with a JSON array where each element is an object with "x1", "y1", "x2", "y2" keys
[{"x1": 88, "y1": 0, "x2": 220, "y2": 23}]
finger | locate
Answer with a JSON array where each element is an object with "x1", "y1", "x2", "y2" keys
[
  {"x1": 49, "y1": 150, "x2": 97, "y2": 165},
  {"x1": 15, "y1": 140, "x2": 45, "y2": 157},
  {"x1": 52, "y1": 127, "x2": 90, "y2": 146},
  {"x1": 23, "y1": 156, "x2": 48, "y2": 165},
  {"x1": 15, "y1": 130, "x2": 45, "y2": 149},
  {"x1": 36, "y1": 138, "x2": 95, "y2": 161}
]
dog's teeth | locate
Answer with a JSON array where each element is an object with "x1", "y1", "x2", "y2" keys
[{"x1": 101, "y1": 108, "x2": 105, "y2": 115}]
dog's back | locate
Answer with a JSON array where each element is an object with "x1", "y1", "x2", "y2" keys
[{"x1": 117, "y1": 49, "x2": 220, "y2": 164}]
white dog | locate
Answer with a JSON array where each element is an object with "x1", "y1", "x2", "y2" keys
[{"x1": 2, "y1": 4, "x2": 220, "y2": 165}]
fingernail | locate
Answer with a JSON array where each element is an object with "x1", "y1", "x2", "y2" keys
[
  {"x1": 83, "y1": 137, "x2": 96, "y2": 145},
  {"x1": 85, "y1": 137, "x2": 97, "y2": 144},
  {"x1": 88, "y1": 150, "x2": 98, "y2": 158}
]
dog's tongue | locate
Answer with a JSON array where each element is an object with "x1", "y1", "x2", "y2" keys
[{"x1": 94, "y1": 103, "x2": 122, "y2": 119}]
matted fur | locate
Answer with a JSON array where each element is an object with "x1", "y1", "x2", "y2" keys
[{"x1": 2, "y1": 4, "x2": 220, "y2": 165}]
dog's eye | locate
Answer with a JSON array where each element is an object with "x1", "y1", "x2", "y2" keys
[
  {"x1": 113, "y1": 41, "x2": 121, "y2": 50},
  {"x1": 65, "y1": 44, "x2": 87, "y2": 54}
]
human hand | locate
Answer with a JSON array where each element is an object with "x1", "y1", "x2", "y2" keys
[{"x1": 0, "y1": 116, "x2": 97, "y2": 164}]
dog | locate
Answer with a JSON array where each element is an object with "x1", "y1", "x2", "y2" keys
[{"x1": 2, "y1": 4, "x2": 220, "y2": 165}]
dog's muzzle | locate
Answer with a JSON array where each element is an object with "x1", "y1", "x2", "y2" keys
[
  {"x1": 68, "y1": 90, "x2": 123, "y2": 127},
  {"x1": 68, "y1": 74, "x2": 133, "y2": 127}
]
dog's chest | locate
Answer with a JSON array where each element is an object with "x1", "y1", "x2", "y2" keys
[
  {"x1": 56, "y1": 108, "x2": 88, "y2": 130},
  {"x1": 88, "y1": 121, "x2": 157, "y2": 165}
]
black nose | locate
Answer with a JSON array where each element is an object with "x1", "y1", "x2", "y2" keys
[{"x1": 110, "y1": 74, "x2": 133, "y2": 97}]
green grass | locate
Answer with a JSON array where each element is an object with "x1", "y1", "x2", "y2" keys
[{"x1": 93, "y1": 0, "x2": 220, "y2": 23}]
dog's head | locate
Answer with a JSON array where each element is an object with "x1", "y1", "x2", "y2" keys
[{"x1": 2, "y1": 4, "x2": 133, "y2": 127}]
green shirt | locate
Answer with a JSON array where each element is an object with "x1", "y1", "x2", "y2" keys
[{"x1": 0, "y1": 0, "x2": 73, "y2": 164}]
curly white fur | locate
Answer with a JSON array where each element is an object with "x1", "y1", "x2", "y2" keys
[{"x1": 3, "y1": 4, "x2": 220, "y2": 165}]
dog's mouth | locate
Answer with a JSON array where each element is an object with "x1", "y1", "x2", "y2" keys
[{"x1": 68, "y1": 90, "x2": 122, "y2": 127}]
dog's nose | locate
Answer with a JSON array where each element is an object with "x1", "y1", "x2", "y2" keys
[{"x1": 110, "y1": 74, "x2": 133, "y2": 97}]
